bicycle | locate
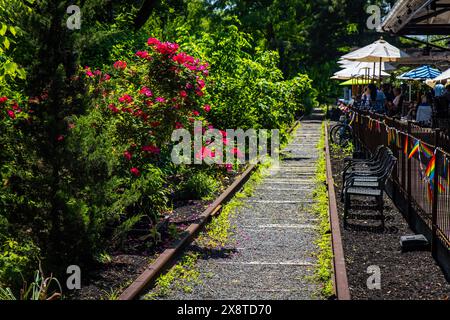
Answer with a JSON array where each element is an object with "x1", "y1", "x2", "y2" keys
[{"x1": 330, "y1": 105, "x2": 355, "y2": 147}]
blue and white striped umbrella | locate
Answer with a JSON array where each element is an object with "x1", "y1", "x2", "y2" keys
[{"x1": 398, "y1": 65, "x2": 441, "y2": 80}]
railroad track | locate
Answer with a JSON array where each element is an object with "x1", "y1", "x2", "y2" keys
[{"x1": 118, "y1": 111, "x2": 350, "y2": 300}]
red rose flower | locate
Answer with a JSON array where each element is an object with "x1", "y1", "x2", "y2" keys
[
  {"x1": 130, "y1": 167, "x2": 140, "y2": 177},
  {"x1": 139, "y1": 86, "x2": 153, "y2": 97},
  {"x1": 136, "y1": 51, "x2": 150, "y2": 59},
  {"x1": 119, "y1": 94, "x2": 133, "y2": 104},
  {"x1": 147, "y1": 38, "x2": 161, "y2": 46},
  {"x1": 124, "y1": 151, "x2": 132, "y2": 161},
  {"x1": 113, "y1": 60, "x2": 127, "y2": 70},
  {"x1": 7, "y1": 110, "x2": 15, "y2": 119}
]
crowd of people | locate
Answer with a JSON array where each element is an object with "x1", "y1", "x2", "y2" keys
[{"x1": 349, "y1": 81, "x2": 450, "y2": 127}]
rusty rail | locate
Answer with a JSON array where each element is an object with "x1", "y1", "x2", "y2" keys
[{"x1": 324, "y1": 125, "x2": 351, "y2": 300}]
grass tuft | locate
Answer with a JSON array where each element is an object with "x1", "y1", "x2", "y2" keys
[
  {"x1": 311, "y1": 121, "x2": 334, "y2": 298},
  {"x1": 143, "y1": 252, "x2": 201, "y2": 300}
]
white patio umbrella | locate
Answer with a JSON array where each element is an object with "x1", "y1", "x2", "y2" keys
[
  {"x1": 425, "y1": 67, "x2": 450, "y2": 89},
  {"x1": 341, "y1": 37, "x2": 409, "y2": 62},
  {"x1": 337, "y1": 59, "x2": 355, "y2": 66},
  {"x1": 338, "y1": 60, "x2": 396, "y2": 71},
  {"x1": 341, "y1": 37, "x2": 408, "y2": 83},
  {"x1": 332, "y1": 65, "x2": 390, "y2": 80},
  {"x1": 432, "y1": 67, "x2": 450, "y2": 82}
]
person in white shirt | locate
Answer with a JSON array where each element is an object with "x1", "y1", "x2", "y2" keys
[{"x1": 416, "y1": 95, "x2": 433, "y2": 126}]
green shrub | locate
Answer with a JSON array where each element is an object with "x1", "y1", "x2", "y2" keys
[
  {"x1": 0, "y1": 239, "x2": 40, "y2": 289},
  {"x1": 64, "y1": 111, "x2": 169, "y2": 256},
  {"x1": 180, "y1": 171, "x2": 219, "y2": 200}
]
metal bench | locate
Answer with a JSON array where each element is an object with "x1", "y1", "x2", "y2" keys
[
  {"x1": 341, "y1": 147, "x2": 393, "y2": 199},
  {"x1": 343, "y1": 154, "x2": 397, "y2": 229},
  {"x1": 343, "y1": 145, "x2": 385, "y2": 166},
  {"x1": 343, "y1": 147, "x2": 392, "y2": 176}
]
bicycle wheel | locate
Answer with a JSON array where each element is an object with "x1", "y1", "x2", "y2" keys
[
  {"x1": 330, "y1": 124, "x2": 352, "y2": 147},
  {"x1": 330, "y1": 124, "x2": 344, "y2": 144}
]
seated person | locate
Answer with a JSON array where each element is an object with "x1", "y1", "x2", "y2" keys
[
  {"x1": 348, "y1": 96, "x2": 355, "y2": 107},
  {"x1": 405, "y1": 103, "x2": 416, "y2": 121},
  {"x1": 383, "y1": 84, "x2": 394, "y2": 105},
  {"x1": 416, "y1": 95, "x2": 433, "y2": 126},
  {"x1": 387, "y1": 88, "x2": 403, "y2": 117},
  {"x1": 361, "y1": 87, "x2": 370, "y2": 109},
  {"x1": 368, "y1": 84, "x2": 386, "y2": 113}
]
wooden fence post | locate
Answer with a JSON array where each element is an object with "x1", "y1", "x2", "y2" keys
[
  {"x1": 432, "y1": 129, "x2": 440, "y2": 258},
  {"x1": 400, "y1": 121, "x2": 406, "y2": 204},
  {"x1": 407, "y1": 121, "x2": 412, "y2": 226}
]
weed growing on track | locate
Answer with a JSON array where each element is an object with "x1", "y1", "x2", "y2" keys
[
  {"x1": 311, "y1": 121, "x2": 333, "y2": 298},
  {"x1": 143, "y1": 252, "x2": 201, "y2": 300},
  {"x1": 100, "y1": 279, "x2": 133, "y2": 300}
]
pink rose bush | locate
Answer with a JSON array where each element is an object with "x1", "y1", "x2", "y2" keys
[{"x1": 82, "y1": 37, "x2": 231, "y2": 177}]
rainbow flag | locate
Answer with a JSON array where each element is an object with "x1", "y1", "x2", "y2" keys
[
  {"x1": 420, "y1": 143, "x2": 434, "y2": 159},
  {"x1": 426, "y1": 156, "x2": 435, "y2": 204},
  {"x1": 425, "y1": 155, "x2": 435, "y2": 179},
  {"x1": 404, "y1": 136, "x2": 408, "y2": 155},
  {"x1": 426, "y1": 155, "x2": 446, "y2": 194},
  {"x1": 388, "y1": 129, "x2": 393, "y2": 145},
  {"x1": 429, "y1": 181, "x2": 446, "y2": 195},
  {"x1": 408, "y1": 141, "x2": 420, "y2": 159}
]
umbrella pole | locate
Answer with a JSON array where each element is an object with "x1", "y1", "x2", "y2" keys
[
  {"x1": 365, "y1": 69, "x2": 368, "y2": 87},
  {"x1": 373, "y1": 62, "x2": 376, "y2": 84},
  {"x1": 378, "y1": 57, "x2": 382, "y2": 87}
]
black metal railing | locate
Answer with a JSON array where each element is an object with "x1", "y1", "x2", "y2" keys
[{"x1": 351, "y1": 109, "x2": 450, "y2": 254}]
